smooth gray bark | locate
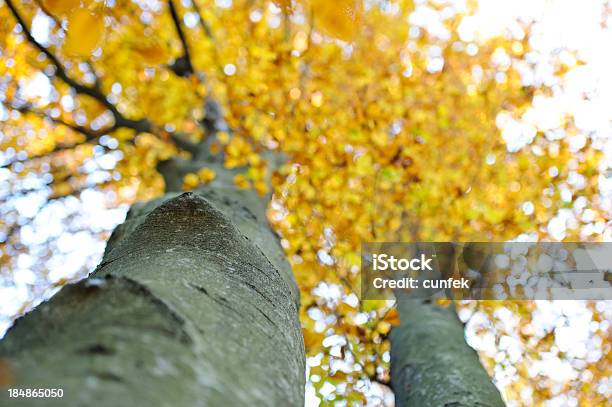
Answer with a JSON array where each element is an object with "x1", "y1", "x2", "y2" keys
[
  {"x1": 390, "y1": 298, "x2": 504, "y2": 407},
  {"x1": 0, "y1": 185, "x2": 305, "y2": 406}
]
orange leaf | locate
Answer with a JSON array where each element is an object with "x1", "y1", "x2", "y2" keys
[
  {"x1": 383, "y1": 308, "x2": 401, "y2": 326},
  {"x1": 303, "y1": 329, "x2": 324, "y2": 349},
  {"x1": 133, "y1": 40, "x2": 168, "y2": 65},
  {"x1": 64, "y1": 9, "x2": 105, "y2": 58},
  {"x1": 41, "y1": 0, "x2": 80, "y2": 16},
  {"x1": 310, "y1": 0, "x2": 362, "y2": 41}
]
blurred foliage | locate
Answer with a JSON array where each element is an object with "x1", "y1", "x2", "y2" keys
[{"x1": 0, "y1": 0, "x2": 609, "y2": 405}]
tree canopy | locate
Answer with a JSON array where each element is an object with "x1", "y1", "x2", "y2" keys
[{"x1": 0, "y1": 0, "x2": 610, "y2": 405}]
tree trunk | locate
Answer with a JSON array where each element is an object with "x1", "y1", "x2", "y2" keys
[
  {"x1": 0, "y1": 179, "x2": 305, "y2": 405},
  {"x1": 390, "y1": 298, "x2": 504, "y2": 407}
]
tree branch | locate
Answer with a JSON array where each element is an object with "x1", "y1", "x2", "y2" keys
[
  {"x1": 5, "y1": 1, "x2": 154, "y2": 136},
  {"x1": 0, "y1": 104, "x2": 117, "y2": 169},
  {"x1": 5, "y1": 0, "x2": 214, "y2": 158},
  {"x1": 168, "y1": 0, "x2": 194, "y2": 77},
  {"x1": 191, "y1": 0, "x2": 214, "y2": 39},
  {"x1": 5, "y1": 0, "x2": 120, "y2": 115},
  {"x1": 15, "y1": 104, "x2": 115, "y2": 139}
]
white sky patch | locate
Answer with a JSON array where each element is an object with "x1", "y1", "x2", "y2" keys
[
  {"x1": 14, "y1": 192, "x2": 46, "y2": 218},
  {"x1": 215, "y1": 0, "x2": 232, "y2": 9},
  {"x1": 0, "y1": 285, "x2": 31, "y2": 316},
  {"x1": 317, "y1": 249, "x2": 334, "y2": 266},
  {"x1": 0, "y1": 189, "x2": 128, "y2": 339},
  {"x1": 465, "y1": 0, "x2": 612, "y2": 242},
  {"x1": 20, "y1": 72, "x2": 52, "y2": 104},
  {"x1": 30, "y1": 10, "x2": 52, "y2": 46},
  {"x1": 464, "y1": 0, "x2": 612, "y2": 156}
]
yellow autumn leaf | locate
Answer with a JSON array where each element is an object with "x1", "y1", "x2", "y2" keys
[
  {"x1": 376, "y1": 321, "x2": 391, "y2": 335},
  {"x1": 309, "y1": 0, "x2": 362, "y2": 41},
  {"x1": 182, "y1": 173, "x2": 199, "y2": 190},
  {"x1": 272, "y1": 0, "x2": 293, "y2": 13},
  {"x1": 133, "y1": 39, "x2": 168, "y2": 65},
  {"x1": 302, "y1": 329, "x2": 324, "y2": 349},
  {"x1": 41, "y1": 0, "x2": 80, "y2": 16},
  {"x1": 51, "y1": 182, "x2": 72, "y2": 198},
  {"x1": 197, "y1": 167, "x2": 216, "y2": 184},
  {"x1": 234, "y1": 174, "x2": 251, "y2": 189},
  {"x1": 254, "y1": 180, "x2": 268, "y2": 196},
  {"x1": 64, "y1": 9, "x2": 105, "y2": 58},
  {"x1": 361, "y1": 300, "x2": 385, "y2": 312},
  {"x1": 383, "y1": 308, "x2": 401, "y2": 326},
  {"x1": 217, "y1": 131, "x2": 230, "y2": 144}
]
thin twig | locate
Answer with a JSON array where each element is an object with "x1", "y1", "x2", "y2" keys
[
  {"x1": 168, "y1": 0, "x2": 194, "y2": 76},
  {"x1": 191, "y1": 0, "x2": 214, "y2": 39},
  {"x1": 5, "y1": 1, "x2": 119, "y2": 114},
  {"x1": 5, "y1": 0, "x2": 208, "y2": 157},
  {"x1": 15, "y1": 104, "x2": 115, "y2": 139}
]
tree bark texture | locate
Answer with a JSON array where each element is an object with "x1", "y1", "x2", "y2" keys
[
  {"x1": 390, "y1": 298, "x2": 505, "y2": 407},
  {"x1": 0, "y1": 186, "x2": 305, "y2": 406}
]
